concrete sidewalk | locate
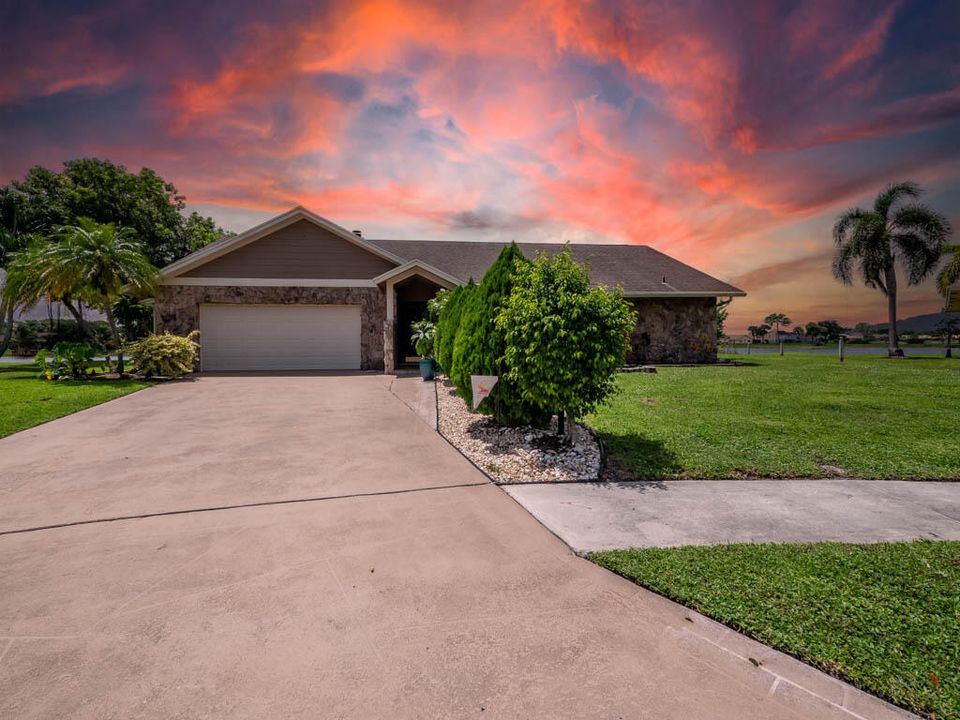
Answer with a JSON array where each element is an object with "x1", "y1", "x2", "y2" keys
[{"x1": 505, "y1": 479, "x2": 960, "y2": 553}]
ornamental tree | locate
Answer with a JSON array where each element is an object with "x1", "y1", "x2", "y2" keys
[
  {"x1": 496, "y1": 248, "x2": 635, "y2": 435},
  {"x1": 434, "y1": 280, "x2": 474, "y2": 372},
  {"x1": 450, "y1": 244, "x2": 547, "y2": 426}
]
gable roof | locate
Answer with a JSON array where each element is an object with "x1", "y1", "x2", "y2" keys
[
  {"x1": 369, "y1": 239, "x2": 745, "y2": 297},
  {"x1": 159, "y1": 207, "x2": 744, "y2": 297},
  {"x1": 160, "y1": 206, "x2": 404, "y2": 279}
]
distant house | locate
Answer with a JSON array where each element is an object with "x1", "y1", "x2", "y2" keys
[
  {"x1": 0, "y1": 269, "x2": 105, "y2": 323},
  {"x1": 154, "y1": 207, "x2": 744, "y2": 372}
]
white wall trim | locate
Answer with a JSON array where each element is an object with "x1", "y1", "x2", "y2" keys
[
  {"x1": 373, "y1": 259, "x2": 461, "y2": 288},
  {"x1": 164, "y1": 277, "x2": 378, "y2": 287}
]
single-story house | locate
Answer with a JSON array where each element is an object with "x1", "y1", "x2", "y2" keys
[{"x1": 155, "y1": 206, "x2": 745, "y2": 372}]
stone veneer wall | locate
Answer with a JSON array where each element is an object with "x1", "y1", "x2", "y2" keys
[
  {"x1": 154, "y1": 285, "x2": 386, "y2": 370},
  {"x1": 626, "y1": 297, "x2": 718, "y2": 364}
]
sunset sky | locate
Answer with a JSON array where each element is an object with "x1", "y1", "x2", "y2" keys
[{"x1": 2, "y1": 0, "x2": 959, "y2": 333}]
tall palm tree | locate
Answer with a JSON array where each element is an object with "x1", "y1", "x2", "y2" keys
[
  {"x1": 763, "y1": 312, "x2": 791, "y2": 343},
  {"x1": 832, "y1": 182, "x2": 951, "y2": 357},
  {"x1": 46, "y1": 219, "x2": 157, "y2": 374}
]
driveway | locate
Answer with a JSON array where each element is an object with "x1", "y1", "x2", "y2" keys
[
  {"x1": 0, "y1": 376, "x2": 911, "y2": 719},
  {"x1": 506, "y1": 479, "x2": 960, "y2": 553}
]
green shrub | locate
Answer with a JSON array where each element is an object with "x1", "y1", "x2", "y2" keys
[
  {"x1": 11, "y1": 319, "x2": 113, "y2": 355},
  {"x1": 410, "y1": 319, "x2": 435, "y2": 357},
  {"x1": 497, "y1": 248, "x2": 634, "y2": 434},
  {"x1": 112, "y1": 295, "x2": 153, "y2": 341},
  {"x1": 125, "y1": 331, "x2": 199, "y2": 378},
  {"x1": 434, "y1": 281, "x2": 474, "y2": 372},
  {"x1": 12, "y1": 321, "x2": 42, "y2": 356},
  {"x1": 449, "y1": 244, "x2": 548, "y2": 426},
  {"x1": 35, "y1": 341, "x2": 99, "y2": 380}
]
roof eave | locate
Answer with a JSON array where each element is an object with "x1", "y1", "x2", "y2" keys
[
  {"x1": 373, "y1": 259, "x2": 462, "y2": 288},
  {"x1": 623, "y1": 289, "x2": 747, "y2": 298}
]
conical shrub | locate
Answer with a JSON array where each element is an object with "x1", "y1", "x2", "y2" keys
[{"x1": 448, "y1": 243, "x2": 548, "y2": 426}]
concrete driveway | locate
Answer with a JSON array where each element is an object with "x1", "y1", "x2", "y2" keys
[{"x1": 0, "y1": 376, "x2": 911, "y2": 719}]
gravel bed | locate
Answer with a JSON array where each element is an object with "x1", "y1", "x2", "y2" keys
[{"x1": 436, "y1": 378, "x2": 602, "y2": 484}]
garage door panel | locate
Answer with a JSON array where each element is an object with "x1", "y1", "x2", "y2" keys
[{"x1": 200, "y1": 304, "x2": 361, "y2": 371}]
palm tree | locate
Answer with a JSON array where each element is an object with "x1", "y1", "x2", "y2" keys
[
  {"x1": 763, "y1": 312, "x2": 791, "y2": 343},
  {"x1": 0, "y1": 193, "x2": 35, "y2": 356},
  {"x1": 938, "y1": 243, "x2": 960, "y2": 297},
  {"x1": 45, "y1": 219, "x2": 157, "y2": 373},
  {"x1": 832, "y1": 182, "x2": 951, "y2": 357}
]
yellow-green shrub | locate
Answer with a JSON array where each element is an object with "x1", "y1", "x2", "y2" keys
[{"x1": 125, "y1": 331, "x2": 199, "y2": 378}]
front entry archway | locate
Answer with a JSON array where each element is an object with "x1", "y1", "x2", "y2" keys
[
  {"x1": 394, "y1": 275, "x2": 443, "y2": 367},
  {"x1": 375, "y1": 261, "x2": 459, "y2": 373}
]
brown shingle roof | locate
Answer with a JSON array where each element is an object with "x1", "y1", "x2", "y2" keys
[{"x1": 367, "y1": 239, "x2": 745, "y2": 296}]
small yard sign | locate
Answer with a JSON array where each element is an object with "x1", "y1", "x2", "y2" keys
[{"x1": 471, "y1": 375, "x2": 498, "y2": 409}]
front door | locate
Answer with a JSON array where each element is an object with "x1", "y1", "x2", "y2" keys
[{"x1": 396, "y1": 300, "x2": 427, "y2": 365}]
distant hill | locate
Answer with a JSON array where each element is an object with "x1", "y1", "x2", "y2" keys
[{"x1": 873, "y1": 311, "x2": 960, "y2": 333}]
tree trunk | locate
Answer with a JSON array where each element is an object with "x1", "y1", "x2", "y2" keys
[
  {"x1": 61, "y1": 297, "x2": 92, "y2": 339},
  {"x1": 102, "y1": 292, "x2": 124, "y2": 375},
  {"x1": 556, "y1": 411, "x2": 565, "y2": 436},
  {"x1": 884, "y1": 266, "x2": 903, "y2": 357},
  {"x1": 0, "y1": 302, "x2": 14, "y2": 358}
]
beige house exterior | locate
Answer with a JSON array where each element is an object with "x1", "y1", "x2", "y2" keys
[{"x1": 155, "y1": 207, "x2": 744, "y2": 372}]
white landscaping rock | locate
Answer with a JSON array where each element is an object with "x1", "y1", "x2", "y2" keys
[{"x1": 436, "y1": 378, "x2": 602, "y2": 484}]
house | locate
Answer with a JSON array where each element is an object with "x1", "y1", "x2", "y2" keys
[{"x1": 155, "y1": 207, "x2": 745, "y2": 372}]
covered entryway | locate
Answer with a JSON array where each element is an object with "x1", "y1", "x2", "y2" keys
[
  {"x1": 199, "y1": 303, "x2": 361, "y2": 371},
  {"x1": 374, "y1": 261, "x2": 460, "y2": 373},
  {"x1": 394, "y1": 275, "x2": 445, "y2": 367}
]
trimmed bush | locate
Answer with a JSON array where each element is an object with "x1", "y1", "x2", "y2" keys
[
  {"x1": 434, "y1": 281, "x2": 474, "y2": 373},
  {"x1": 125, "y1": 331, "x2": 199, "y2": 378},
  {"x1": 497, "y1": 248, "x2": 635, "y2": 434},
  {"x1": 448, "y1": 244, "x2": 548, "y2": 426}
]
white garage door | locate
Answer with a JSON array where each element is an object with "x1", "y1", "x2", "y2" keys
[{"x1": 199, "y1": 304, "x2": 361, "y2": 371}]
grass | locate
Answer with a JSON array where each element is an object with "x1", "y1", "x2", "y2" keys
[
  {"x1": 0, "y1": 362, "x2": 152, "y2": 439},
  {"x1": 591, "y1": 541, "x2": 960, "y2": 719},
  {"x1": 587, "y1": 353, "x2": 960, "y2": 479}
]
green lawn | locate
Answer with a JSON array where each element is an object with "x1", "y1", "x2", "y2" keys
[
  {"x1": 591, "y1": 541, "x2": 960, "y2": 719},
  {"x1": 0, "y1": 363, "x2": 152, "y2": 438},
  {"x1": 588, "y1": 353, "x2": 960, "y2": 479}
]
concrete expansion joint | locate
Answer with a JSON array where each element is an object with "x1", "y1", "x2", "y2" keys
[{"x1": 0, "y1": 481, "x2": 489, "y2": 538}]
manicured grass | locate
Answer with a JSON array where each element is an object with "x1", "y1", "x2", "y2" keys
[
  {"x1": 588, "y1": 353, "x2": 960, "y2": 479},
  {"x1": 591, "y1": 541, "x2": 960, "y2": 719},
  {"x1": 0, "y1": 363, "x2": 152, "y2": 438}
]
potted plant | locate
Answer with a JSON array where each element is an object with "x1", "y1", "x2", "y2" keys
[{"x1": 410, "y1": 319, "x2": 436, "y2": 380}]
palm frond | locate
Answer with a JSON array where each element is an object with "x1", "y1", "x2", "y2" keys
[
  {"x1": 832, "y1": 207, "x2": 868, "y2": 246},
  {"x1": 892, "y1": 232, "x2": 942, "y2": 285},
  {"x1": 938, "y1": 246, "x2": 960, "y2": 295},
  {"x1": 892, "y1": 203, "x2": 951, "y2": 243},
  {"x1": 831, "y1": 242, "x2": 856, "y2": 285},
  {"x1": 874, "y1": 181, "x2": 921, "y2": 219}
]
